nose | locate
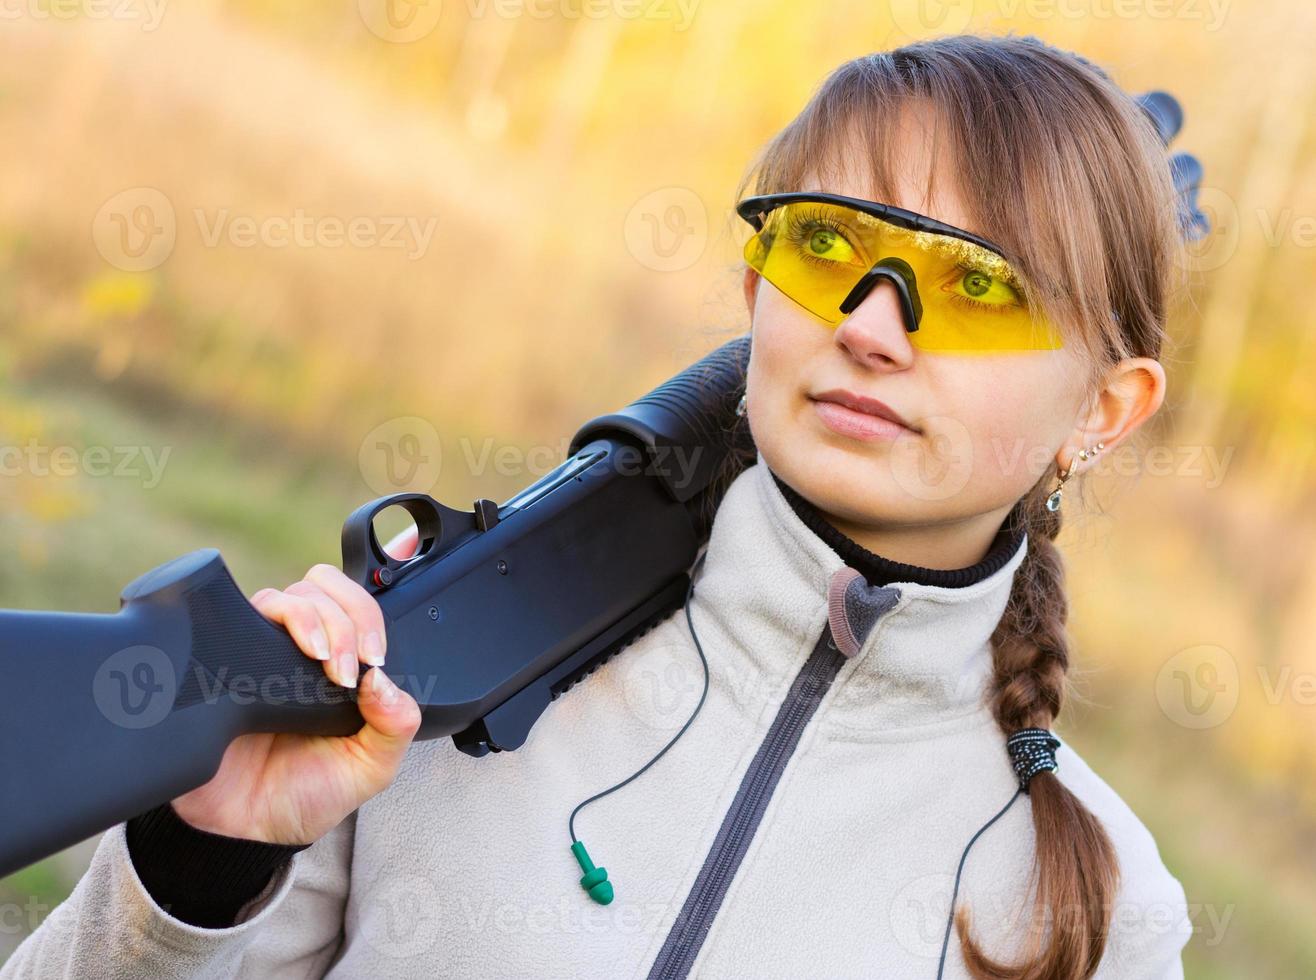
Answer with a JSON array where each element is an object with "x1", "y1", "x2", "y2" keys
[{"x1": 832, "y1": 277, "x2": 918, "y2": 369}]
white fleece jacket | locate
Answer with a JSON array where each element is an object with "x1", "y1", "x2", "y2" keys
[{"x1": 2, "y1": 454, "x2": 1192, "y2": 979}]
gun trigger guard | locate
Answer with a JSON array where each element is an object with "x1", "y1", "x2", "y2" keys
[{"x1": 340, "y1": 493, "x2": 465, "y2": 593}]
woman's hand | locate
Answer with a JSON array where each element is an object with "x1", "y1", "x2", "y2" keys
[{"x1": 171, "y1": 529, "x2": 422, "y2": 846}]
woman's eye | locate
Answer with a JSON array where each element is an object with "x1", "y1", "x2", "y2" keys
[
  {"x1": 956, "y1": 268, "x2": 1021, "y2": 306},
  {"x1": 802, "y1": 224, "x2": 856, "y2": 263}
]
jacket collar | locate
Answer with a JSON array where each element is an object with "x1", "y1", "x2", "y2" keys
[{"x1": 692, "y1": 452, "x2": 1030, "y2": 734}]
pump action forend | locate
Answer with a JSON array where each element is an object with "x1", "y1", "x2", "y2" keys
[{"x1": 0, "y1": 334, "x2": 754, "y2": 878}]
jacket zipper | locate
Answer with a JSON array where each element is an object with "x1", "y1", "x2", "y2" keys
[{"x1": 644, "y1": 620, "x2": 850, "y2": 980}]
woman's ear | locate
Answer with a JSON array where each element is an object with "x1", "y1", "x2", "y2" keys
[
  {"x1": 1056, "y1": 356, "x2": 1167, "y2": 471},
  {"x1": 742, "y1": 266, "x2": 761, "y2": 317}
]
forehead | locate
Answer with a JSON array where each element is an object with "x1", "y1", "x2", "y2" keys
[{"x1": 798, "y1": 99, "x2": 979, "y2": 237}]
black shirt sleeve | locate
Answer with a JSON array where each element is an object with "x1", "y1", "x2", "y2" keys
[{"x1": 125, "y1": 802, "x2": 311, "y2": 928}]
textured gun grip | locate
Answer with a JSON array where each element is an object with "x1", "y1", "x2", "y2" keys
[{"x1": 141, "y1": 553, "x2": 363, "y2": 736}]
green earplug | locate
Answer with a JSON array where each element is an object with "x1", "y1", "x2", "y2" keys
[{"x1": 570, "y1": 840, "x2": 614, "y2": 905}]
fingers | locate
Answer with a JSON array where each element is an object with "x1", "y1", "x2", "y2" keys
[
  {"x1": 304, "y1": 563, "x2": 388, "y2": 669},
  {"x1": 351, "y1": 666, "x2": 422, "y2": 789},
  {"x1": 250, "y1": 588, "x2": 335, "y2": 672},
  {"x1": 383, "y1": 525, "x2": 420, "y2": 561},
  {"x1": 284, "y1": 581, "x2": 362, "y2": 689},
  {"x1": 250, "y1": 563, "x2": 388, "y2": 691}
]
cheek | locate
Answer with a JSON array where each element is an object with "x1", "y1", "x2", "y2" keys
[
  {"x1": 747, "y1": 291, "x2": 820, "y2": 413},
  {"x1": 927, "y1": 358, "x2": 1072, "y2": 492}
]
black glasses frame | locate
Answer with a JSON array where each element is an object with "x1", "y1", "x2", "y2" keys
[{"x1": 735, "y1": 191, "x2": 1010, "y2": 260}]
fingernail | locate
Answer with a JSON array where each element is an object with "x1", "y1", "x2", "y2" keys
[
  {"x1": 369, "y1": 666, "x2": 399, "y2": 706},
  {"x1": 310, "y1": 630, "x2": 331, "y2": 661},
  {"x1": 337, "y1": 651, "x2": 358, "y2": 689},
  {"x1": 362, "y1": 631, "x2": 385, "y2": 667}
]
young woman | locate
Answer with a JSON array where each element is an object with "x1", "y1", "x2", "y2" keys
[{"x1": 3, "y1": 34, "x2": 1193, "y2": 980}]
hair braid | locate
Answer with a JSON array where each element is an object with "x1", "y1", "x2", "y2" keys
[{"x1": 954, "y1": 472, "x2": 1121, "y2": 979}]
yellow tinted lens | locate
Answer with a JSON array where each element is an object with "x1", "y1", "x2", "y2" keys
[
  {"x1": 743, "y1": 202, "x2": 867, "y2": 325},
  {"x1": 743, "y1": 201, "x2": 1061, "y2": 352}
]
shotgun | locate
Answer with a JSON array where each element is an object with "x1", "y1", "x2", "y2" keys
[{"x1": 0, "y1": 333, "x2": 754, "y2": 878}]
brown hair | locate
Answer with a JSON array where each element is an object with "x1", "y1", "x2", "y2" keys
[{"x1": 724, "y1": 34, "x2": 1187, "y2": 979}]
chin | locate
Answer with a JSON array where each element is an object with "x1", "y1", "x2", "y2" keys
[{"x1": 773, "y1": 429, "x2": 927, "y2": 519}]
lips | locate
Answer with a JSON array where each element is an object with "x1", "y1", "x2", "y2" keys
[{"x1": 810, "y1": 388, "x2": 919, "y2": 433}]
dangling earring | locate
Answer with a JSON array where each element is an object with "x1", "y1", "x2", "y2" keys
[
  {"x1": 735, "y1": 393, "x2": 747, "y2": 418},
  {"x1": 1045, "y1": 442, "x2": 1104, "y2": 512}
]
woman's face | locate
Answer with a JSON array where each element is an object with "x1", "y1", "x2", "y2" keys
[{"x1": 743, "y1": 102, "x2": 1098, "y2": 558}]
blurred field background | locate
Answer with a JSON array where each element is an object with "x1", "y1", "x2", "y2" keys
[{"x1": 1, "y1": 1, "x2": 1314, "y2": 975}]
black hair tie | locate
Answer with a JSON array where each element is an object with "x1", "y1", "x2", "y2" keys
[{"x1": 1006, "y1": 727, "x2": 1061, "y2": 791}]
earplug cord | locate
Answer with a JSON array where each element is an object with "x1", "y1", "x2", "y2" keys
[
  {"x1": 935, "y1": 787, "x2": 1024, "y2": 979},
  {"x1": 566, "y1": 552, "x2": 712, "y2": 904},
  {"x1": 935, "y1": 729, "x2": 1060, "y2": 977},
  {"x1": 569, "y1": 550, "x2": 710, "y2": 844}
]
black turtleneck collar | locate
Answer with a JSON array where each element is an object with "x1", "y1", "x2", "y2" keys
[{"x1": 770, "y1": 470, "x2": 1027, "y2": 589}]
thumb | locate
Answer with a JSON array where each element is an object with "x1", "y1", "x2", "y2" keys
[{"x1": 349, "y1": 666, "x2": 422, "y2": 786}]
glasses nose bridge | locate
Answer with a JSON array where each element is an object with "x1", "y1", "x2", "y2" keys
[{"x1": 838, "y1": 256, "x2": 922, "y2": 333}]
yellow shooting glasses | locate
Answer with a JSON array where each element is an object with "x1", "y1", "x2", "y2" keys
[{"x1": 737, "y1": 192, "x2": 1062, "y2": 353}]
